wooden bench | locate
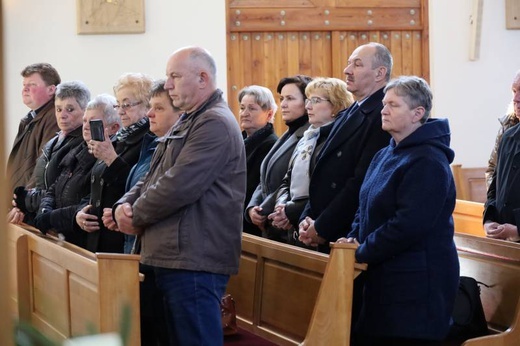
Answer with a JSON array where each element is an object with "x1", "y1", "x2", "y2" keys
[
  {"x1": 8, "y1": 224, "x2": 141, "y2": 345},
  {"x1": 455, "y1": 234, "x2": 520, "y2": 345},
  {"x1": 226, "y1": 234, "x2": 365, "y2": 345},
  {"x1": 228, "y1": 233, "x2": 520, "y2": 345},
  {"x1": 452, "y1": 164, "x2": 487, "y2": 203}
]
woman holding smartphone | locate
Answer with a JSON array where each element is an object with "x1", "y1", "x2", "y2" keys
[{"x1": 74, "y1": 72, "x2": 153, "y2": 253}]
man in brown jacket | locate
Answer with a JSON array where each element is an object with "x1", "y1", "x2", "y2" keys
[{"x1": 7, "y1": 63, "x2": 61, "y2": 192}]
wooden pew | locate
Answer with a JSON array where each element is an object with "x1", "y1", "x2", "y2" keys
[
  {"x1": 8, "y1": 224, "x2": 141, "y2": 345},
  {"x1": 455, "y1": 233, "x2": 520, "y2": 345},
  {"x1": 226, "y1": 234, "x2": 365, "y2": 345},
  {"x1": 453, "y1": 199, "x2": 485, "y2": 237},
  {"x1": 452, "y1": 164, "x2": 487, "y2": 203}
]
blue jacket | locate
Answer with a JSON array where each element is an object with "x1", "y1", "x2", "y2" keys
[{"x1": 348, "y1": 118, "x2": 459, "y2": 340}]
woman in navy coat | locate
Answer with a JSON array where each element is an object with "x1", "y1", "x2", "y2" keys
[{"x1": 341, "y1": 76, "x2": 459, "y2": 345}]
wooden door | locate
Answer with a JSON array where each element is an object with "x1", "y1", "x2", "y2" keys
[{"x1": 227, "y1": 0, "x2": 429, "y2": 135}]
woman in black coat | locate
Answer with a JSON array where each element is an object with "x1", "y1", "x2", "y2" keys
[
  {"x1": 8, "y1": 81, "x2": 90, "y2": 225},
  {"x1": 75, "y1": 73, "x2": 153, "y2": 253},
  {"x1": 33, "y1": 94, "x2": 122, "y2": 248},
  {"x1": 244, "y1": 75, "x2": 312, "y2": 241},
  {"x1": 238, "y1": 85, "x2": 279, "y2": 235}
]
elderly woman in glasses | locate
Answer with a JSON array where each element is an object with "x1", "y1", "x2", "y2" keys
[
  {"x1": 266, "y1": 77, "x2": 353, "y2": 246},
  {"x1": 238, "y1": 85, "x2": 279, "y2": 236},
  {"x1": 74, "y1": 72, "x2": 152, "y2": 253}
]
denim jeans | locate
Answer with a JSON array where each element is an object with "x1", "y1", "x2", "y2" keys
[{"x1": 154, "y1": 267, "x2": 229, "y2": 346}]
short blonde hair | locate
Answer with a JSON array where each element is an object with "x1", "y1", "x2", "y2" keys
[
  {"x1": 113, "y1": 72, "x2": 153, "y2": 107},
  {"x1": 305, "y1": 77, "x2": 354, "y2": 115}
]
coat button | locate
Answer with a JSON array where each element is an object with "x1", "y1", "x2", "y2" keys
[
  {"x1": 331, "y1": 182, "x2": 337, "y2": 189},
  {"x1": 336, "y1": 151, "x2": 342, "y2": 157},
  {"x1": 96, "y1": 200, "x2": 101, "y2": 207},
  {"x1": 91, "y1": 175, "x2": 95, "y2": 183},
  {"x1": 100, "y1": 178, "x2": 104, "y2": 186}
]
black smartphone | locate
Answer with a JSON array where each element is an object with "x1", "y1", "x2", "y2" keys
[{"x1": 89, "y1": 119, "x2": 105, "y2": 141}]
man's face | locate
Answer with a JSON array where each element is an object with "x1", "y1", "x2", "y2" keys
[
  {"x1": 164, "y1": 52, "x2": 201, "y2": 113},
  {"x1": 343, "y1": 45, "x2": 379, "y2": 100},
  {"x1": 22, "y1": 73, "x2": 55, "y2": 110}
]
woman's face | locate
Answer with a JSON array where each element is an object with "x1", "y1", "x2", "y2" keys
[
  {"x1": 279, "y1": 83, "x2": 306, "y2": 123},
  {"x1": 82, "y1": 108, "x2": 105, "y2": 143},
  {"x1": 115, "y1": 86, "x2": 148, "y2": 128},
  {"x1": 305, "y1": 92, "x2": 335, "y2": 128},
  {"x1": 54, "y1": 97, "x2": 84, "y2": 135},
  {"x1": 147, "y1": 92, "x2": 182, "y2": 137},
  {"x1": 239, "y1": 94, "x2": 273, "y2": 136}
]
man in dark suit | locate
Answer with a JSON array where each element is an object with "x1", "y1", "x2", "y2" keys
[
  {"x1": 7, "y1": 63, "x2": 61, "y2": 193},
  {"x1": 298, "y1": 42, "x2": 393, "y2": 252}
]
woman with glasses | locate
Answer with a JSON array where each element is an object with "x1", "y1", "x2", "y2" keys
[
  {"x1": 238, "y1": 85, "x2": 278, "y2": 236},
  {"x1": 244, "y1": 75, "x2": 312, "y2": 241},
  {"x1": 74, "y1": 72, "x2": 152, "y2": 253},
  {"x1": 266, "y1": 78, "x2": 353, "y2": 246}
]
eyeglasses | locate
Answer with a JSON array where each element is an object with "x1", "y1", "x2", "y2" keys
[
  {"x1": 113, "y1": 101, "x2": 143, "y2": 111},
  {"x1": 305, "y1": 97, "x2": 330, "y2": 106}
]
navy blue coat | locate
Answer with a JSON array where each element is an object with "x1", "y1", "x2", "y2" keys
[{"x1": 348, "y1": 118, "x2": 459, "y2": 340}]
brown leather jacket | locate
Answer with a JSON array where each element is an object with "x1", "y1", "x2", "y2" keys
[{"x1": 7, "y1": 99, "x2": 59, "y2": 192}]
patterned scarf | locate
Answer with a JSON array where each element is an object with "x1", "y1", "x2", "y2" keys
[
  {"x1": 116, "y1": 117, "x2": 149, "y2": 142},
  {"x1": 290, "y1": 125, "x2": 321, "y2": 200}
]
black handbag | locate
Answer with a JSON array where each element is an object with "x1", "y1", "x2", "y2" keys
[{"x1": 447, "y1": 276, "x2": 489, "y2": 341}]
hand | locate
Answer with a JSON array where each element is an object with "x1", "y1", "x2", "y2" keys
[
  {"x1": 248, "y1": 206, "x2": 267, "y2": 228},
  {"x1": 336, "y1": 237, "x2": 360, "y2": 246},
  {"x1": 76, "y1": 205, "x2": 100, "y2": 233},
  {"x1": 486, "y1": 222, "x2": 520, "y2": 242},
  {"x1": 89, "y1": 137, "x2": 117, "y2": 166},
  {"x1": 268, "y1": 204, "x2": 291, "y2": 230},
  {"x1": 114, "y1": 203, "x2": 141, "y2": 235},
  {"x1": 102, "y1": 207, "x2": 118, "y2": 231},
  {"x1": 298, "y1": 217, "x2": 325, "y2": 247},
  {"x1": 7, "y1": 207, "x2": 24, "y2": 224}
]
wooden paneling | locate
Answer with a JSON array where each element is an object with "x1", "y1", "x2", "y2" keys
[
  {"x1": 227, "y1": 234, "x2": 330, "y2": 345},
  {"x1": 10, "y1": 224, "x2": 141, "y2": 345},
  {"x1": 227, "y1": 0, "x2": 429, "y2": 135}
]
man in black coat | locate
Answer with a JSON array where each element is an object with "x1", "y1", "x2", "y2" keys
[{"x1": 298, "y1": 42, "x2": 393, "y2": 252}]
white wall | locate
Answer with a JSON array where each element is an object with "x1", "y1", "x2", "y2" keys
[
  {"x1": 3, "y1": 0, "x2": 520, "y2": 167},
  {"x1": 430, "y1": 0, "x2": 520, "y2": 167}
]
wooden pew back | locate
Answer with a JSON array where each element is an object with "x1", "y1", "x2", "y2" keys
[
  {"x1": 455, "y1": 233, "x2": 520, "y2": 345},
  {"x1": 453, "y1": 199, "x2": 485, "y2": 237},
  {"x1": 227, "y1": 234, "x2": 329, "y2": 345},
  {"x1": 452, "y1": 164, "x2": 487, "y2": 203},
  {"x1": 9, "y1": 224, "x2": 141, "y2": 345}
]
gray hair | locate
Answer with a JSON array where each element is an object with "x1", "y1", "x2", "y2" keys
[
  {"x1": 238, "y1": 85, "x2": 278, "y2": 122},
  {"x1": 368, "y1": 42, "x2": 393, "y2": 81},
  {"x1": 86, "y1": 93, "x2": 121, "y2": 126},
  {"x1": 384, "y1": 76, "x2": 433, "y2": 124},
  {"x1": 55, "y1": 80, "x2": 91, "y2": 110}
]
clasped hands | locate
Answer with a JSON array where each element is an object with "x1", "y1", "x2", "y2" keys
[{"x1": 484, "y1": 221, "x2": 520, "y2": 242}]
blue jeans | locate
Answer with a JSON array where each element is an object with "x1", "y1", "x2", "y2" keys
[{"x1": 154, "y1": 268, "x2": 229, "y2": 346}]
